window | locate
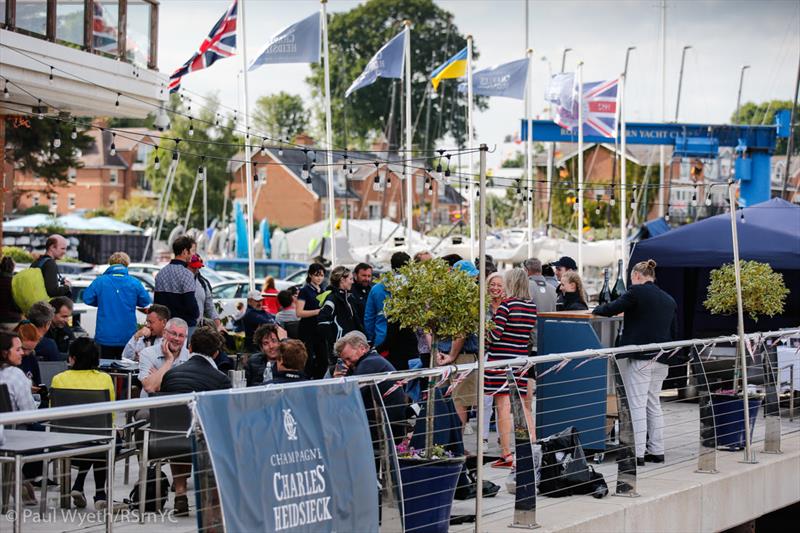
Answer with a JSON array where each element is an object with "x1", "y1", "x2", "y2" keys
[
  {"x1": 49, "y1": 193, "x2": 58, "y2": 211},
  {"x1": 368, "y1": 203, "x2": 381, "y2": 220},
  {"x1": 56, "y1": 1, "x2": 86, "y2": 46},
  {"x1": 32, "y1": 193, "x2": 40, "y2": 207},
  {"x1": 109, "y1": 169, "x2": 118, "y2": 184},
  {"x1": 16, "y1": 1, "x2": 47, "y2": 36},
  {"x1": 68, "y1": 194, "x2": 76, "y2": 210},
  {"x1": 67, "y1": 168, "x2": 77, "y2": 183},
  {"x1": 93, "y1": 1, "x2": 120, "y2": 56},
  {"x1": 126, "y1": 1, "x2": 153, "y2": 65}
]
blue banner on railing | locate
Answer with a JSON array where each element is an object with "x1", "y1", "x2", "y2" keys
[{"x1": 195, "y1": 382, "x2": 379, "y2": 532}]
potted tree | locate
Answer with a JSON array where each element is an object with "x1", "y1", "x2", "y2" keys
[
  {"x1": 703, "y1": 260, "x2": 789, "y2": 449},
  {"x1": 382, "y1": 258, "x2": 481, "y2": 532}
]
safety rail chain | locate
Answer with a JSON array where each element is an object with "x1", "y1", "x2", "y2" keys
[{"x1": 0, "y1": 327, "x2": 797, "y2": 533}]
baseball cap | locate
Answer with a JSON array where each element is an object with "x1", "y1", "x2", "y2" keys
[
  {"x1": 188, "y1": 254, "x2": 204, "y2": 269},
  {"x1": 453, "y1": 259, "x2": 479, "y2": 278},
  {"x1": 551, "y1": 256, "x2": 577, "y2": 270},
  {"x1": 247, "y1": 289, "x2": 264, "y2": 301}
]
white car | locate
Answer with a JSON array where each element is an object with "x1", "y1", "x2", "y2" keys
[{"x1": 210, "y1": 277, "x2": 296, "y2": 324}]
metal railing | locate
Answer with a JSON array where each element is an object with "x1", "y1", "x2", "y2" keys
[{"x1": 0, "y1": 328, "x2": 798, "y2": 532}]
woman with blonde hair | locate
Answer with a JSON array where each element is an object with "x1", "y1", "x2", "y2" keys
[
  {"x1": 485, "y1": 268, "x2": 537, "y2": 468},
  {"x1": 593, "y1": 259, "x2": 677, "y2": 465},
  {"x1": 557, "y1": 271, "x2": 589, "y2": 311},
  {"x1": 486, "y1": 272, "x2": 505, "y2": 317}
]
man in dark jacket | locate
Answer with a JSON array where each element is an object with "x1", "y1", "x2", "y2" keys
[
  {"x1": 238, "y1": 290, "x2": 276, "y2": 351},
  {"x1": 244, "y1": 324, "x2": 282, "y2": 386},
  {"x1": 46, "y1": 296, "x2": 77, "y2": 357},
  {"x1": 160, "y1": 326, "x2": 231, "y2": 516},
  {"x1": 592, "y1": 259, "x2": 677, "y2": 465},
  {"x1": 334, "y1": 331, "x2": 409, "y2": 442},
  {"x1": 32, "y1": 235, "x2": 72, "y2": 298},
  {"x1": 350, "y1": 263, "x2": 373, "y2": 322},
  {"x1": 154, "y1": 236, "x2": 199, "y2": 331}
]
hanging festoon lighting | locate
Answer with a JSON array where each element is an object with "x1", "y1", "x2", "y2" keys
[
  {"x1": 115, "y1": 92, "x2": 120, "y2": 107},
  {"x1": 610, "y1": 182, "x2": 616, "y2": 206},
  {"x1": 70, "y1": 123, "x2": 78, "y2": 140},
  {"x1": 630, "y1": 184, "x2": 637, "y2": 210},
  {"x1": 154, "y1": 153, "x2": 161, "y2": 170},
  {"x1": 49, "y1": 67, "x2": 54, "y2": 85},
  {"x1": 109, "y1": 133, "x2": 116, "y2": 156},
  {"x1": 691, "y1": 184, "x2": 698, "y2": 207},
  {"x1": 188, "y1": 117, "x2": 194, "y2": 136},
  {"x1": 278, "y1": 140, "x2": 284, "y2": 157},
  {"x1": 3, "y1": 79, "x2": 10, "y2": 99},
  {"x1": 372, "y1": 162, "x2": 381, "y2": 191},
  {"x1": 53, "y1": 127, "x2": 61, "y2": 149},
  {"x1": 444, "y1": 153, "x2": 452, "y2": 179}
]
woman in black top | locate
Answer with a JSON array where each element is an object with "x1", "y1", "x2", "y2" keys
[
  {"x1": 318, "y1": 266, "x2": 363, "y2": 367},
  {"x1": 295, "y1": 263, "x2": 327, "y2": 379},
  {"x1": 557, "y1": 271, "x2": 589, "y2": 311},
  {"x1": 593, "y1": 259, "x2": 677, "y2": 465}
]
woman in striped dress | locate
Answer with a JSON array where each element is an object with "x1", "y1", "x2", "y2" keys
[{"x1": 486, "y1": 268, "x2": 537, "y2": 467}]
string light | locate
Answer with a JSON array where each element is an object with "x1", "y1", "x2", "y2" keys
[
  {"x1": 109, "y1": 133, "x2": 116, "y2": 156},
  {"x1": 630, "y1": 185, "x2": 637, "y2": 210},
  {"x1": 3, "y1": 80, "x2": 9, "y2": 99},
  {"x1": 610, "y1": 183, "x2": 616, "y2": 206},
  {"x1": 215, "y1": 113, "x2": 220, "y2": 127},
  {"x1": 705, "y1": 188, "x2": 713, "y2": 206},
  {"x1": 278, "y1": 140, "x2": 284, "y2": 157},
  {"x1": 154, "y1": 154, "x2": 160, "y2": 170},
  {"x1": 188, "y1": 117, "x2": 194, "y2": 136},
  {"x1": 115, "y1": 93, "x2": 120, "y2": 107},
  {"x1": 48, "y1": 66, "x2": 54, "y2": 84},
  {"x1": 372, "y1": 162, "x2": 381, "y2": 191},
  {"x1": 70, "y1": 124, "x2": 77, "y2": 140},
  {"x1": 53, "y1": 128, "x2": 61, "y2": 149},
  {"x1": 691, "y1": 184, "x2": 698, "y2": 207},
  {"x1": 37, "y1": 99, "x2": 43, "y2": 119},
  {"x1": 302, "y1": 163, "x2": 310, "y2": 182},
  {"x1": 444, "y1": 154, "x2": 452, "y2": 178}
]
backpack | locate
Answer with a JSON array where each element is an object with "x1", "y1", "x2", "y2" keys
[
  {"x1": 538, "y1": 426, "x2": 608, "y2": 498},
  {"x1": 11, "y1": 257, "x2": 51, "y2": 314},
  {"x1": 127, "y1": 465, "x2": 170, "y2": 512}
]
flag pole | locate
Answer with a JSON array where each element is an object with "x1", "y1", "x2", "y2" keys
[
  {"x1": 467, "y1": 34, "x2": 475, "y2": 262},
  {"x1": 239, "y1": 0, "x2": 256, "y2": 291},
  {"x1": 404, "y1": 20, "x2": 413, "y2": 252},
  {"x1": 526, "y1": 47, "x2": 534, "y2": 258},
  {"x1": 619, "y1": 73, "x2": 628, "y2": 277},
  {"x1": 577, "y1": 61, "x2": 584, "y2": 277},
  {"x1": 202, "y1": 163, "x2": 208, "y2": 246},
  {"x1": 322, "y1": 1, "x2": 337, "y2": 263}
]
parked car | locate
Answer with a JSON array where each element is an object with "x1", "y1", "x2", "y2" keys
[
  {"x1": 210, "y1": 277, "x2": 295, "y2": 324},
  {"x1": 205, "y1": 259, "x2": 308, "y2": 281}
]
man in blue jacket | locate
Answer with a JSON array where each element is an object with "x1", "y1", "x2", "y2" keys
[
  {"x1": 84, "y1": 252, "x2": 151, "y2": 359},
  {"x1": 364, "y1": 251, "x2": 410, "y2": 349}
]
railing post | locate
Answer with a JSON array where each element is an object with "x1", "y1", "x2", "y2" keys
[
  {"x1": 368, "y1": 385, "x2": 404, "y2": 533},
  {"x1": 506, "y1": 369, "x2": 540, "y2": 529},
  {"x1": 610, "y1": 357, "x2": 639, "y2": 497},
  {"x1": 692, "y1": 346, "x2": 719, "y2": 473},
  {"x1": 761, "y1": 340, "x2": 782, "y2": 454}
]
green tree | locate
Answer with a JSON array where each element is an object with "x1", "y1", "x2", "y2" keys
[
  {"x1": 704, "y1": 261, "x2": 789, "y2": 322},
  {"x1": 501, "y1": 151, "x2": 524, "y2": 168},
  {"x1": 252, "y1": 92, "x2": 308, "y2": 142},
  {"x1": 307, "y1": 0, "x2": 487, "y2": 149},
  {"x1": 732, "y1": 100, "x2": 796, "y2": 155},
  {"x1": 4, "y1": 116, "x2": 93, "y2": 185},
  {"x1": 145, "y1": 94, "x2": 240, "y2": 229}
]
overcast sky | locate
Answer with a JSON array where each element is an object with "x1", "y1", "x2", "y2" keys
[{"x1": 157, "y1": 0, "x2": 799, "y2": 158}]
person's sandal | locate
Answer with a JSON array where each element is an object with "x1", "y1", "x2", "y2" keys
[
  {"x1": 174, "y1": 494, "x2": 190, "y2": 517},
  {"x1": 490, "y1": 454, "x2": 514, "y2": 469}
]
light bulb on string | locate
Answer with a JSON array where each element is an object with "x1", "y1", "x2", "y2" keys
[
  {"x1": 665, "y1": 202, "x2": 671, "y2": 222},
  {"x1": 109, "y1": 133, "x2": 116, "y2": 156},
  {"x1": 610, "y1": 183, "x2": 616, "y2": 206},
  {"x1": 3, "y1": 80, "x2": 10, "y2": 99},
  {"x1": 53, "y1": 129, "x2": 61, "y2": 149},
  {"x1": 342, "y1": 152, "x2": 348, "y2": 172},
  {"x1": 154, "y1": 154, "x2": 160, "y2": 170},
  {"x1": 37, "y1": 99, "x2": 44, "y2": 119},
  {"x1": 705, "y1": 189, "x2": 712, "y2": 206},
  {"x1": 215, "y1": 114, "x2": 220, "y2": 127},
  {"x1": 302, "y1": 163, "x2": 310, "y2": 182},
  {"x1": 372, "y1": 162, "x2": 381, "y2": 191},
  {"x1": 278, "y1": 140, "x2": 284, "y2": 157},
  {"x1": 71, "y1": 124, "x2": 77, "y2": 140},
  {"x1": 115, "y1": 93, "x2": 120, "y2": 107},
  {"x1": 261, "y1": 138, "x2": 268, "y2": 156},
  {"x1": 188, "y1": 118, "x2": 194, "y2": 136},
  {"x1": 306, "y1": 164, "x2": 315, "y2": 189},
  {"x1": 630, "y1": 185, "x2": 637, "y2": 210},
  {"x1": 49, "y1": 67, "x2": 54, "y2": 85},
  {"x1": 691, "y1": 185, "x2": 698, "y2": 207},
  {"x1": 444, "y1": 154, "x2": 452, "y2": 178}
]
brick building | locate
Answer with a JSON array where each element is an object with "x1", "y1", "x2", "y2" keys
[
  {"x1": 12, "y1": 128, "x2": 158, "y2": 215},
  {"x1": 228, "y1": 138, "x2": 465, "y2": 231}
]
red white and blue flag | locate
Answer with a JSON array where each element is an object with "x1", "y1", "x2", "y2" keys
[
  {"x1": 546, "y1": 74, "x2": 619, "y2": 138},
  {"x1": 168, "y1": 0, "x2": 238, "y2": 93}
]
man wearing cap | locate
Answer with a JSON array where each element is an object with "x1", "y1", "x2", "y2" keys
[
  {"x1": 187, "y1": 254, "x2": 222, "y2": 331},
  {"x1": 551, "y1": 256, "x2": 577, "y2": 309},
  {"x1": 240, "y1": 289, "x2": 276, "y2": 351}
]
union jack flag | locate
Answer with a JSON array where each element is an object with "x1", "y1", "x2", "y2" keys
[
  {"x1": 168, "y1": 0, "x2": 238, "y2": 93},
  {"x1": 547, "y1": 74, "x2": 619, "y2": 138}
]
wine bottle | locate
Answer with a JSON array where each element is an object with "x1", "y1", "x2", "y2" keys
[
  {"x1": 611, "y1": 259, "x2": 626, "y2": 300},
  {"x1": 598, "y1": 268, "x2": 612, "y2": 305}
]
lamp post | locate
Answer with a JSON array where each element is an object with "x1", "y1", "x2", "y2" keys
[
  {"x1": 675, "y1": 45, "x2": 692, "y2": 122},
  {"x1": 735, "y1": 65, "x2": 751, "y2": 122}
]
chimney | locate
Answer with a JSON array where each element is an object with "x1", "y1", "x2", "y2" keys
[{"x1": 293, "y1": 133, "x2": 315, "y2": 146}]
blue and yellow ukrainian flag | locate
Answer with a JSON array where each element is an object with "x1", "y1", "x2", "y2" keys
[{"x1": 430, "y1": 47, "x2": 468, "y2": 90}]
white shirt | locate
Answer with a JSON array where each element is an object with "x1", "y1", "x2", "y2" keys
[
  {"x1": 122, "y1": 335, "x2": 162, "y2": 361},
  {"x1": 138, "y1": 343, "x2": 190, "y2": 397}
]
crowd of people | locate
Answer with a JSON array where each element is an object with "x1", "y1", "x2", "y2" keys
[{"x1": 0, "y1": 230, "x2": 678, "y2": 512}]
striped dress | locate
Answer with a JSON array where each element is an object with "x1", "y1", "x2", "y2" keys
[{"x1": 485, "y1": 297, "x2": 537, "y2": 395}]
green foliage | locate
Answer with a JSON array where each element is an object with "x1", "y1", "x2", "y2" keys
[
  {"x1": 501, "y1": 151, "x2": 525, "y2": 168},
  {"x1": 4, "y1": 116, "x2": 93, "y2": 185},
  {"x1": 253, "y1": 92, "x2": 308, "y2": 141},
  {"x1": 145, "y1": 94, "x2": 240, "y2": 228},
  {"x1": 382, "y1": 258, "x2": 480, "y2": 339},
  {"x1": 108, "y1": 114, "x2": 155, "y2": 128},
  {"x1": 1, "y1": 246, "x2": 34, "y2": 263},
  {"x1": 732, "y1": 100, "x2": 796, "y2": 155},
  {"x1": 704, "y1": 261, "x2": 789, "y2": 321},
  {"x1": 23, "y1": 205, "x2": 51, "y2": 215},
  {"x1": 307, "y1": 0, "x2": 486, "y2": 149},
  {"x1": 84, "y1": 208, "x2": 114, "y2": 218}
]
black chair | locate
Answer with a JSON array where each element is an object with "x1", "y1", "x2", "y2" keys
[
  {"x1": 140, "y1": 397, "x2": 193, "y2": 516},
  {"x1": 39, "y1": 361, "x2": 68, "y2": 388},
  {"x1": 49, "y1": 388, "x2": 143, "y2": 508},
  {"x1": 0, "y1": 384, "x2": 11, "y2": 413}
]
